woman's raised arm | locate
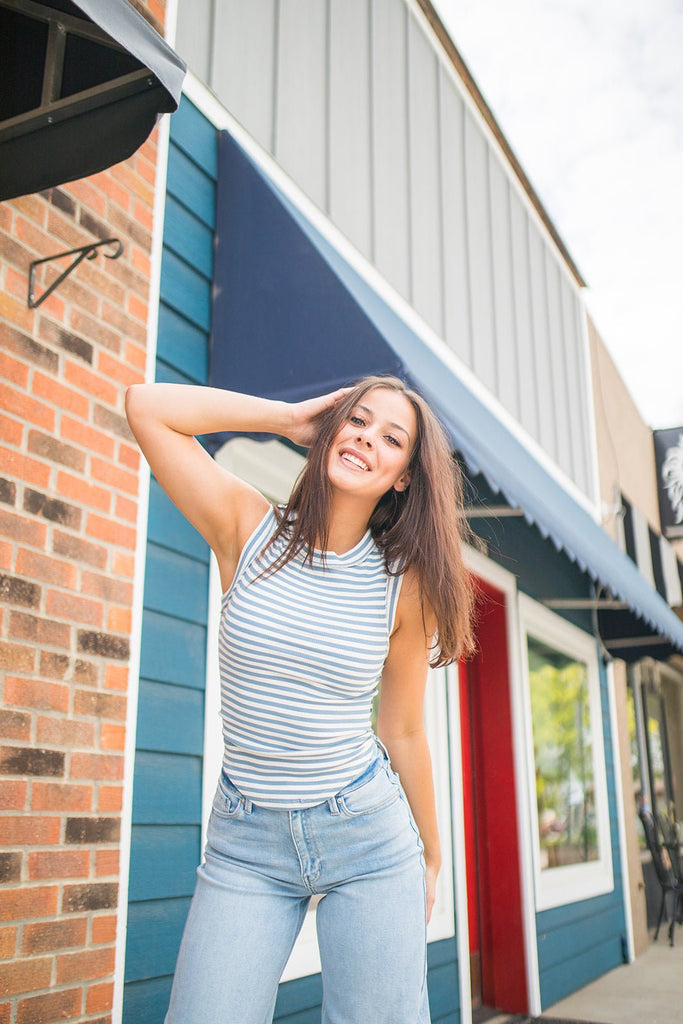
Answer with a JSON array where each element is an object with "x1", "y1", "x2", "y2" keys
[{"x1": 125, "y1": 383, "x2": 349, "y2": 588}]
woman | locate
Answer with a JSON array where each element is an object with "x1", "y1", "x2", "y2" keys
[{"x1": 125, "y1": 375, "x2": 475, "y2": 1024}]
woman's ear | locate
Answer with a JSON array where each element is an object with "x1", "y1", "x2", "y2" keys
[{"x1": 393, "y1": 471, "x2": 411, "y2": 493}]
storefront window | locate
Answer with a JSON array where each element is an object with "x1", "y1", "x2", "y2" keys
[
  {"x1": 520, "y1": 596, "x2": 614, "y2": 909},
  {"x1": 527, "y1": 635, "x2": 598, "y2": 870}
]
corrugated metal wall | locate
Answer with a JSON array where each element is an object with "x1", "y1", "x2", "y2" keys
[{"x1": 175, "y1": 0, "x2": 595, "y2": 500}]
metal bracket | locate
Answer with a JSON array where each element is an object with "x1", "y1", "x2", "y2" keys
[{"x1": 28, "y1": 237, "x2": 124, "y2": 309}]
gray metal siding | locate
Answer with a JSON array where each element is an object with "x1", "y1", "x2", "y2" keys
[{"x1": 174, "y1": 0, "x2": 596, "y2": 502}]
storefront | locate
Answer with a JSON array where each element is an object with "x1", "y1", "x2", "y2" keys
[{"x1": 119, "y1": 91, "x2": 683, "y2": 1023}]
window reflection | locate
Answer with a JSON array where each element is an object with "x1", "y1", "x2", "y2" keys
[{"x1": 527, "y1": 635, "x2": 599, "y2": 870}]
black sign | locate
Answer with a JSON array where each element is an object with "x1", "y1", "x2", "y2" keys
[{"x1": 654, "y1": 428, "x2": 683, "y2": 538}]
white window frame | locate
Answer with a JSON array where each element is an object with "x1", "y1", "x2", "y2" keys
[
  {"x1": 519, "y1": 594, "x2": 614, "y2": 911},
  {"x1": 203, "y1": 438, "x2": 454, "y2": 982}
]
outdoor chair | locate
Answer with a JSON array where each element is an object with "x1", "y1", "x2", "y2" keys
[{"x1": 639, "y1": 809, "x2": 683, "y2": 946}]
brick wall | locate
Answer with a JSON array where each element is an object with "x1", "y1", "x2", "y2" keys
[{"x1": 0, "y1": 3, "x2": 166, "y2": 1020}]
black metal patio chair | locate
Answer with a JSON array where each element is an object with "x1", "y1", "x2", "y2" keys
[{"x1": 639, "y1": 808, "x2": 683, "y2": 946}]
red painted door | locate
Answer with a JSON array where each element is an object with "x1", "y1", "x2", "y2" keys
[{"x1": 458, "y1": 578, "x2": 529, "y2": 1015}]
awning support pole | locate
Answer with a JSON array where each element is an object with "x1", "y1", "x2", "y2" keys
[{"x1": 28, "y1": 238, "x2": 124, "y2": 309}]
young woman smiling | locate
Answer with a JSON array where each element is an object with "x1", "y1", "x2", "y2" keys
[{"x1": 125, "y1": 374, "x2": 475, "y2": 1024}]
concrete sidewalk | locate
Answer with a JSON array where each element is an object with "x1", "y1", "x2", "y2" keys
[{"x1": 538, "y1": 940, "x2": 683, "y2": 1024}]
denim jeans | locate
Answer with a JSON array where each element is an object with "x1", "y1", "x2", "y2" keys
[{"x1": 165, "y1": 749, "x2": 431, "y2": 1024}]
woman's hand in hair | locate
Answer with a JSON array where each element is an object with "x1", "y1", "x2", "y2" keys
[{"x1": 286, "y1": 388, "x2": 352, "y2": 447}]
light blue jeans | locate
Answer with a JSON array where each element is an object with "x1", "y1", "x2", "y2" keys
[{"x1": 165, "y1": 749, "x2": 431, "y2": 1024}]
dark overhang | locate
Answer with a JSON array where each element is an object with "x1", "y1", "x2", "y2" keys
[{"x1": 0, "y1": 0, "x2": 186, "y2": 201}]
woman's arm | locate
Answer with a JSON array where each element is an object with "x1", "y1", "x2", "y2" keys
[
  {"x1": 125, "y1": 383, "x2": 347, "y2": 590},
  {"x1": 377, "y1": 571, "x2": 441, "y2": 922}
]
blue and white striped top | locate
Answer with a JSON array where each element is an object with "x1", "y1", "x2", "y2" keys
[{"x1": 218, "y1": 506, "x2": 403, "y2": 808}]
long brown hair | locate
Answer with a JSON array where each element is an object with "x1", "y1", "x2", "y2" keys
[{"x1": 267, "y1": 376, "x2": 476, "y2": 666}]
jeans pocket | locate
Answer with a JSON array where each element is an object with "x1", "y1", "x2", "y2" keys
[
  {"x1": 211, "y1": 772, "x2": 246, "y2": 819},
  {"x1": 338, "y1": 767, "x2": 401, "y2": 817}
]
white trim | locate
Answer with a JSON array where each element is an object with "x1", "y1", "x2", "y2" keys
[
  {"x1": 164, "y1": 0, "x2": 179, "y2": 48},
  {"x1": 462, "y1": 546, "x2": 542, "y2": 1015},
  {"x1": 606, "y1": 660, "x2": 635, "y2": 963},
  {"x1": 518, "y1": 595, "x2": 614, "y2": 913},
  {"x1": 112, "y1": 110, "x2": 173, "y2": 1023},
  {"x1": 446, "y1": 663, "x2": 472, "y2": 1024},
  {"x1": 660, "y1": 535, "x2": 683, "y2": 607},
  {"x1": 577, "y1": 300, "x2": 602, "y2": 508},
  {"x1": 181, "y1": 70, "x2": 599, "y2": 521}
]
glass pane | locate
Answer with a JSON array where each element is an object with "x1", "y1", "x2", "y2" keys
[
  {"x1": 645, "y1": 695, "x2": 670, "y2": 818},
  {"x1": 527, "y1": 635, "x2": 599, "y2": 870}
]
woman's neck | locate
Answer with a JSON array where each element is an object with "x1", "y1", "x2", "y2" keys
[{"x1": 321, "y1": 496, "x2": 373, "y2": 555}]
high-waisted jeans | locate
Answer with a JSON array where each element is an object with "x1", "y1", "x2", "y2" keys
[{"x1": 165, "y1": 749, "x2": 431, "y2": 1024}]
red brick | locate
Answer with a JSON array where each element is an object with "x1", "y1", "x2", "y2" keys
[
  {"x1": 86, "y1": 514, "x2": 136, "y2": 549},
  {"x1": 64, "y1": 360, "x2": 119, "y2": 406},
  {"x1": 60, "y1": 415, "x2": 114, "y2": 458},
  {"x1": 0, "y1": 412, "x2": 23, "y2": 447},
  {"x1": 132, "y1": 198, "x2": 154, "y2": 233},
  {"x1": 97, "y1": 349, "x2": 143, "y2": 389},
  {"x1": 9, "y1": 611, "x2": 70, "y2": 649},
  {"x1": 100, "y1": 724, "x2": 126, "y2": 752},
  {"x1": 33, "y1": 372, "x2": 90, "y2": 419},
  {"x1": 0, "y1": 886, "x2": 58, "y2": 922},
  {"x1": 36, "y1": 717, "x2": 95, "y2": 749},
  {"x1": 81, "y1": 572, "x2": 132, "y2": 604},
  {"x1": 0, "y1": 710, "x2": 31, "y2": 743},
  {"x1": 38, "y1": 652, "x2": 71, "y2": 680},
  {"x1": 0, "y1": 956, "x2": 52, "y2": 996},
  {"x1": 28, "y1": 851, "x2": 89, "y2": 882},
  {"x1": 114, "y1": 495, "x2": 137, "y2": 524},
  {"x1": 0, "y1": 1003, "x2": 8, "y2": 1024},
  {"x1": 74, "y1": 691, "x2": 126, "y2": 721},
  {"x1": 103, "y1": 664, "x2": 128, "y2": 691},
  {"x1": 0, "y1": 509, "x2": 47, "y2": 548},
  {"x1": 16, "y1": 986, "x2": 81, "y2": 1024},
  {"x1": 91, "y1": 915, "x2": 116, "y2": 945},
  {"x1": 70, "y1": 754, "x2": 123, "y2": 781},
  {"x1": 0, "y1": 446, "x2": 51, "y2": 488},
  {"x1": 118, "y1": 442, "x2": 140, "y2": 471},
  {"x1": 32, "y1": 782, "x2": 93, "y2": 813},
  {"x1": 28, "y1": 430, "x2": 86, "y2": 472},
  {"x1": 5, "y1": 677, "x2": 69, "y2": 714},
  {"x1": 56, "y1": 945, "x2": 115, "y2": 984},
  {"x1": 0, "y1": 817, "x2": 60, "y2": 846},
  {"x1": 0, "y1": 640, "x2": 35, "y2": 674},
  {"x1": 0, "y1": 780, "x2": 28, "y2": 810},
  {"x1": 56, "y1": 470, "x2": 111, "y2": 513},
  {"x1": 0, "y1": 926, "x2": 17, "y2": 960},
  {"x1": 52, "y1": 530, "x2": 107, "y2": 570},
  {"x1": 0, "y1": 350, "x2": 29, "y2": 388},
  {"x1": 86, "y1": 980, "x2": 114, "y2": 1014},
  {"x1": 112, "y1": 551, "x2": 135, "y2": 578},
  {"x1": 69, "y1": 309, "x2": 121, "y2": 354},
  {"x1": 67, "y1": 177, "x2": 107, "y2": 215},
  {"x1": 73, "y1": 659, "x2": 99, "y2": 686},
  {"x1": 0, "y1": 541, "x2": 12, "y2": 571},
  {"x1": 98, "y1": 786, "x2": 123, "y2": 812},
  {"x1": 95, "y1": 849, "x2": 119, "y2": 876},
  {"x1": 127, "y1": 292, "x2": 148, "y2": 324},
  {"x1": 47, "y1": 589, "x2": 104, "y2": 627},
  {"x1": 16, "y1": 548, "x2": 77, "y2": 589},
  {"x1": 90, "y1": 458, "x2": 138, "y2": 497},
  {"x1": 107, "y1": 605, "x2": 132, "y2": 632},
  {"x1": 91, "y1": 167, "x2": 131, "y2": 210},
  {"x1": 0, "y1": 288, "x2": 35, "y2": 333}
]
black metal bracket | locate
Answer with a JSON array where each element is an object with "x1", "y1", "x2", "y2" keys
[{"x1": 28, "y1": 237, "x2": 124, "y2": 309}]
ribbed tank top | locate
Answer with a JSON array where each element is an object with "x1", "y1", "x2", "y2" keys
[{"x1": 218, "y1": 507, "x2": 403, "y2": 808}]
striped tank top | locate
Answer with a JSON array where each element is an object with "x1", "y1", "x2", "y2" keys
[{"x1": 218, "y1": 506, "x2": 403, "y2": 808}]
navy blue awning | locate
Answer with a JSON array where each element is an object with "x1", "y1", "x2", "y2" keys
[{"x1": 210, "y1": 129, "x2": 683, "y2": 660}]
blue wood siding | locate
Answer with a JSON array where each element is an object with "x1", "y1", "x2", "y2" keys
[
  {"x1": 122, "y1": 96, "x2": 217, "y2": 1024},
  {"x1": 536, "y1": 655, "x2": 628, "y2": 1008}
]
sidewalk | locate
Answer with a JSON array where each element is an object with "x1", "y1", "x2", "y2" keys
[{"x1": 539, "y1": 940, "x2": 683, "y2": 1024}]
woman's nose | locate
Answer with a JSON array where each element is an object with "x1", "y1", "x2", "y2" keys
[{"x1": 355, "y1": 431, "x2": 373, "y2": 448}]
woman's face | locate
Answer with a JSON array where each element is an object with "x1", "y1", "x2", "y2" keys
[{"x1": 326, "y1": 387, "x2": 417, "y2": 502}]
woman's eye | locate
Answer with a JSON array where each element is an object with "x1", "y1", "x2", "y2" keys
[
  {"x1": 385, "y1": 435, "x2": 400, "y2": 447},
  {"x1": 350, "y1": 415, "x2": 365, "y2": 426}
]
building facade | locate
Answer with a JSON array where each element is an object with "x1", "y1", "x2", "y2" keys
[{"x1": 2, "y1": 3, "x2": 683, "y2": 1024}]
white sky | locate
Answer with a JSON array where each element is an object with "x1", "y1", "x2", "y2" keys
[{"x1": 432, "y1": 0, "x2": 683, "y2": 429}]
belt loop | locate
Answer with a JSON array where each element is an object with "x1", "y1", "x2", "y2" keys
[
  {"x1": 243, "y1": 796, "x2": 253, "y2": 814},
  {"x1": 327, "y1": 796, "x2": 340, "y2": 815}
]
